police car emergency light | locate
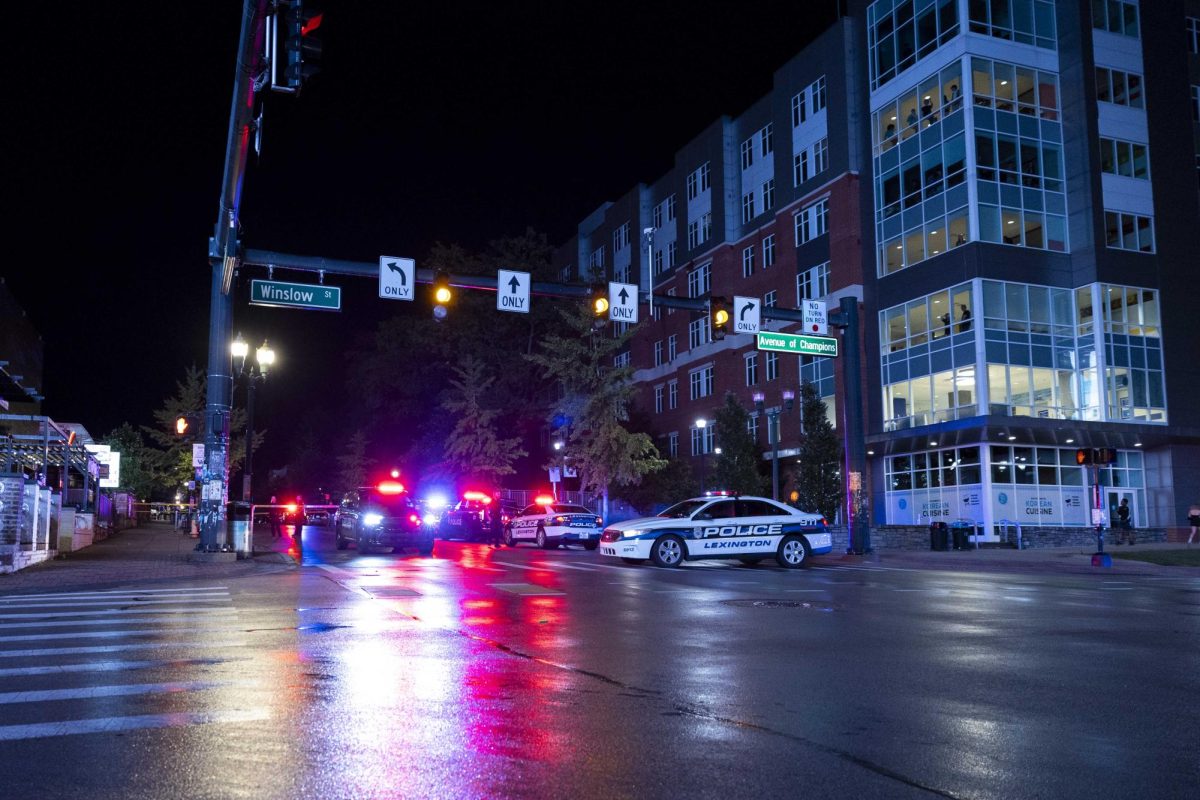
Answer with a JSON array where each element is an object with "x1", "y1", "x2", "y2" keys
[{"x1": 598, "y1": 495, "x2": 831, "y2": 569}]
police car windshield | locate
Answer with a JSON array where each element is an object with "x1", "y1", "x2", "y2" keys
[
  {"x1": 551, "y1": 505, "x2": 591, "y2": 514},
  {"x1": 657, "y1": 499, "x2": 711, "y2": 519},
  {"x1": 363, "y1": 491, "x2": 414, "y2": 510}
]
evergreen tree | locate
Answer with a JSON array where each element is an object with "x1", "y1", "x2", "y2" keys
[
  {"x1": 713, "y1": 392, "x2": 768, "y2": 496},
  {"x1": 527, "y1": 305, "x2": 665, "y2": 513},
  {"x1": 790, "y1": 382, "x2": 843, "y2": 521},
  {"x1": 440, "y1": 355, "x2": 527, "y2": 485},
  {"x1": 101, "y1": 422, "x2": 163, "y2": 500},
  {"x1": 336, "y1": 429, "x2": 375, "y2": 491}
]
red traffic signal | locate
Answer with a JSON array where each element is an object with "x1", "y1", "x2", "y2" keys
[{"x1": 1076, "y1": 448, "x2": 1118, "y2": 466}]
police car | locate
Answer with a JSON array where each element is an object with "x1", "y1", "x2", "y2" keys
[
  {"x1": 505, "y1": 496, "x2": 604, "y2": 550},
  {"x1": 598, "y1": 493, "x2": 831, "y2": 568}
]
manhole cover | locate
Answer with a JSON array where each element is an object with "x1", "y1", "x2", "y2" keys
[
  {"x1": 721, "y1": 599, "x2": 838, "y2": 611},
  {"x1": 367, "y1": 587, "x2": 422, "y2": 598}
]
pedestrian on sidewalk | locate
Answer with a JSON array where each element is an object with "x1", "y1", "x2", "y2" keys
[
  {"x1": 1187, "y1": 503, "x2": 1200, "y2": 545},
  {"x1": 1116, "y1": 498, "x2": 1134, "y2": 544}
]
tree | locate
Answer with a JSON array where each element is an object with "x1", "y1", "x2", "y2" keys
[
  {"x1": 336, "y1": 429, "x2": 375, "y2": 491},
  {"x1": 790, "y1": 382, "x2": 843, "y2": 521},
  {"x1": 528, "y1": 305, "x2": 665, "y2": 515},
  {"x1": 614, "y1": 457, "x2": 699, "y2": 515},
  {"x1": 713, "y1": 392, "x2": 768, "y2": 496},
  {"x1": 101, "y1": 422, "x2": 162, "y2": 500},
  {"x1": 439, "y1": 355, "x2": 527, "y2": 485}
]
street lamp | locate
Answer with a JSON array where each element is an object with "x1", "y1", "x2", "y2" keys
[
  {"x1": 231, "y1": 333, "x2": 274, "y2": 502},
  {"x1": 754, "y1": 389, "x2": 795, "y2": 501},
  {"x1": 552, "y1": 440, "x2": 565, "y2": 500},
  {"x1": 695, "y1": 418, "x2": 709, "y2": 493}
]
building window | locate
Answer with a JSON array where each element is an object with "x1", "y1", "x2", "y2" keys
[
  {"x1": 690, "y1": 366, "x2": 714, "y2": 400},
  {"x1": 762, "y1": 123, "x2": 774, "y2": 156},
  {"x1": 796, "y1": 138, "x2": 829, "y2": 185},
  {"x1": 968, "y1": 0, "x2": 1057, "y2": 50},
  {"x1": 686, "y1": 162, "x2": 711, "y2": 200},
  {"x1": 765, "y1": 351, "x2": 779, "y2": 382},
  {"x1": 691, "y1": 425, "x2": 715, "y2": 456},
  {"x1": 655, "y1": 385, "x2": 664, "y2": 414},
  {"x1": 654, "y1": 249, "x2": 664, "y2": 275},
  {"x1": 764, "y1": 290, "x2": 777, "y2": 308},
  {"x1": 653, "y1": 205, "x2": 662, "y2": 229},
  {"x1": 747, "y1": 414, "x2": 759, "y2": 442},
  {"x1": 589, "y1": 246, "x2": 605, "y2": 275},
  {"x1": 559, "y1": 264, "x2": 573, "y2": 282},
  {"x1": 667, "y1": 289, "x2": 677, "y2": 316},
  {"x1": 1188, "y1": 17, "x2": 1200, "y2": 55},
  {"x1": 763, "y1": 235, "x2": 776, "y2": 268},
  {"x1": 668, "y1": 334, "x2": 678, "y2": 361},
  {"x1": 613, "y1": 223, "x2": 630, "y2": 251},
  {"x1": 668, "y1": 379, "x2": 678, "y2": 410},
  {"x1": 1092, "y1": 0, "x2": 1140, "y2": 38},
  {"x1": 742, "y1": 245, "x2": 755, "y2": 278},
  {"x1": 1192, "y1": 85, "x2": 1200, "y2": 123},
  {"x1": 701, "y1": 212, "x2": 712, "y2": 244},
  {"x1": 654, "y1": 340, "x2": 663, "y2": 367},
  {"x1": 797, "y1": 261, "x2": 831, "y2": 303},
  {"x1": 1104, "y1": 211, "x2": 1155, "y2": 253},
  {"x1": 1095, "y1": 67, "x2": 1144, "y2": 109},
  {"x1": 687, "y1": 263, "x2": 711, "y2": 297},
  {"x1": 668, "y1": 431, "x2": 678, "y2": 458},
  {"x1": 668, "y1": 241, "x2": 677, "y2": 268},
  {"x1": 742, "y1": 192, "x2": 756, "y2": 224},
  {"x1": 613, "y1": 351, "x2": 630, "y2": 368},
  {"x1": 688, "y1": 220, "x2": 699, "y2": 249},
  {"x1": 795, "y1": 197, "x2": 829, "y2": 245},
  {"x1": 666, "y1": 194, "x2": 677, "y2": 221},
  {"x1": 741, "y1": 137, "x2": 755, "y2": 170},
  {"x1": 688, "y1": 317, "x2": 711, "y2": 349},
  {"x1": 868, "y1": 0, "x2": 962, "y2": 90},
  {"x1": 791, "y1": 75, "x2": 828, "y2": 126},
  {"x1": 761, "y1": 179, "x2": 775, "y2": 213},
  {"x1": 745, "y1": 353, "x2": 759, "y2": 386},
  {"x1": 1099, "y1": 138, "x2": 1150, "y2": 179}
]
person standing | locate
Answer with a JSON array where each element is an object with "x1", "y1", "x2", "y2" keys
[
  {"x1": 269, "y1": 495, "x2": 281, "y2": 539},
  {"x1": 1187, "y1": 504, "x2": 1200, "y2": 545},
  {"x1": 1116, "y1": 498, "x2": 1134, "y2": 544},
  {"x1": 484, "y1": 497, "x2": 505, "y2": 548}
]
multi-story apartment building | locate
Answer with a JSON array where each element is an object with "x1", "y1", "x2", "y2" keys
[{"x1": 553, "y1": 1, "x2": 1200, "y2": 538}]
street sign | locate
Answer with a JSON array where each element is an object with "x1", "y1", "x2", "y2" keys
[
  {"x1": 756, "y1": 331, "x2": 839, "y2": 357},
  {"x1": 192, "y1": 444, "x2": 205, "y2": 469},
  {"x1": 608, "y1": 282, "x2": 638, "y2": 323},
  {"x1": 803, "y1": 300, "x2": 828, "y2": 335},
  {"x1": 733, "y1": 295, "x2": 760, "y2": 334},
  {"x1": 496, "y1": 269, "x2": 531, "y2": 314},
  {"x1": 548, "y1": 467, "x2": 562, "y2": 484},
  {"x1": 250, "y1": 279, "x2": 341, "y2": 311},
  {"x1": 379, "y1": 256, "x2": 415, "y2": 301}
]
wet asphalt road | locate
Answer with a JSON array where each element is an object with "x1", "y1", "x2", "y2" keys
[{"x1": 0, "y1": 524, "x2": 1196, "y2": 799}]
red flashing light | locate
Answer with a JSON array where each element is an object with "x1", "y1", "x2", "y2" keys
[
  {"x1": 286, "y1": 503, "x2": 298, "y2": 514},
  {"x1": 301, "y1": 11, "x2": 323, "y2": 36},
  {"x1": 408, "y1": 513, "x2": 420, "y2": 525},
  {"x1": 463, "y1": 490, "x2": 492, "y2": 503},
  {"x1": 534, "y1": 495, "x2": 554, "y2": 506},
  {"x1": 377, "y1": 481, "x2": 406, "y2": 495}
]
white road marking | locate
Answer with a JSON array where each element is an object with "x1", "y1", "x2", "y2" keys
[
  {"x1": 0, "y1": 587, "x2": 230, "y2": 601},
  {"x1": 0, "y1": 658, "x2": 236, "y2": 678},
  {"x1": 0, "y1": 680, "x2": 241, "y2": 705},
  {"x1": 0, "y1": 607, "x2": 239, "y2": 621},
  {"x1": 0, "y1": 709, "x2": 270, "y2": 741},
  {"x1": 0, "y1": 641, "x2": 247, "y2": 658},
  {"x1": 0, "y1": 627, "x2": 246, "y2": 643},
  {"x1": 0, "y1": 598, "x2": 232, "y2": 610},
  {"x1": 0, "y1": 614, "x2": 237, "y2": 631}
]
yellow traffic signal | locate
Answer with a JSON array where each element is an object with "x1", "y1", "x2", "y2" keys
[
  {"x1": 590, "y1": 285, "x2": 609, "y2": 317},
  {"x1": 710, "y1": 296, "x2": 731, "y2": 340},
  {"x1": 433, "y1": 272, "x2": 452, "y2": 305}
]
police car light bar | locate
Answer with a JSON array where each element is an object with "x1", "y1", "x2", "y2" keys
[
  {"x1": 534, "y1": 495, "x2": 554, "y2": 506},
  {"x1": 377, "y1": 481, "x2": 406, "y2": 495},
  {"x1": 704, "y1": 490, "x2": 735, "y2": 497},
  {"x1": 463, "y1": 490, "x2": 492, "y2": 503}
]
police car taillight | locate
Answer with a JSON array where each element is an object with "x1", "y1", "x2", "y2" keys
[
  {"x1": 820, "y1": 518, "x2": 829, "y2": 526},
  {"x1": 552, "y1": 515, "x2": 567, "y2": 525},
  {"x1": 594, "y1": 516, "x2": 603, "y2": 526}
]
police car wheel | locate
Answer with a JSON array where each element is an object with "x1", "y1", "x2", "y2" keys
[
  {"x1": 503, "y1": 526, "x2": 514, "y2": 547},
  {"x1": 737, "y1": 557, "x2": 762, "y2": 566},
  {"x1": 776, "y1": 535, "x2": 811, "y2": 569},
  {"x1": 650, "y1": 535, "x2": 686, "y2": 568},
  {"x1": 536, "y1": 527, "x2": 553, "y2": 549},
  {"x1": 335, "y1": 534, "x2": 348, "y2": 551},
  {"x1": 583, "y1": 541, "x2": 599, "y2": 551}
]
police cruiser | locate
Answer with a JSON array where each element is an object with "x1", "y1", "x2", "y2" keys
[
  {"x1": 598, "y1": 494, "x2": 831, "y2": 568},
  {"x1": 505, "y1": 496, "x2": 604, "y2": 550}
]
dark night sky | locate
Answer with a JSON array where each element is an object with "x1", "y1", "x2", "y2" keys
[{"x1": 6, "y1": 1, "x2": 837, "y2": 468}]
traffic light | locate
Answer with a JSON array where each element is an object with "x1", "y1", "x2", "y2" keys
[
  {"x1": 174, "y1": 414, "x2": 199, "y2": 438},
  {"x1": 1076, "y1": 448, "x2": 1118, "y2": 466},
  {"x1": 432, "y1": 271, "x2": 452, "y2": 320},
  {"x1": 270, "y1": 1, "x2": 322, "y2": 92},
  {"x1": 710, "y1": 296, "x2": 731, "y2": 340},
  {"x1": 590, "y1": 285, "x2": 610, "y2": 317}
]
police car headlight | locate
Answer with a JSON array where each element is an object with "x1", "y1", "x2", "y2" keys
[
  {"x1": 621, "y1": 529, "x2": 642, "y2": 538},
  {"x1": 363, "y1": 513, "x2": 383, "y2": 527},
  {"x1": 422, "y1": 513, "x2": 438, "y2": 526}
]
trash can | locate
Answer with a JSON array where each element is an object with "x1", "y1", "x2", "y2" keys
[
  {"x1": 929, "y1": 520, "x2": 949, "y2": 551},
  {"x1": 227, "y1": 501, "x2": 252, "y2": 559},
  {"x1": 950, "y1": 521, "x2": 971, "y2": 550}
]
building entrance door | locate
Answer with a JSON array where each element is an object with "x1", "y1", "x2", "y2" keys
[{"x1": 1106, "y1": 489, "x2": 1136, "y2": 531}]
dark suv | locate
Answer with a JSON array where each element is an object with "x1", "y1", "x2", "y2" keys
[{"x1": 335, "y1": 484, "x2": 434, "y2": 555}]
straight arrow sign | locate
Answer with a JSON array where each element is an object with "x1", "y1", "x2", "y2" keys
[
  {"x1": 497, "y1": 269, "x2": 530, "y2": 314},
  {"x1": 608, "y1": 281, "x2": 638, "y2": 324}
]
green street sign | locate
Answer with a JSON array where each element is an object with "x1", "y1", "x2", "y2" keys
[
  {"x1": 756, "y1": 331, "x2": 839, "y2": 357},
  {"x1": 249, "y1": 279, "x2": 341, "y2": 311}
]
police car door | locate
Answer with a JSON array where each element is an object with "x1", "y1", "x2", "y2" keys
[
  {"x1": 692, "y1": 499, "x2": 740, "y2": 555},
  {"x1": 736, "y1": 499, "x2": 790, "y2": 554},
  {"x1": 513, "y1": 505, "x2": 541, "y2": 540}
]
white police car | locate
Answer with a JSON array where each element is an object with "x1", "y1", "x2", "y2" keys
[
  {"x1": 505, "y1": 496, "x2": 604, "y2": 550},
  {"x1": 598, "y1": 494, "x2": 831, "y2": 568}
]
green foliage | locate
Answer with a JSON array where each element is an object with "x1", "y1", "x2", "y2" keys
[
  {"x1": 790, "y1": 382, "x2": 843, "y2": 521},
  {"x1": 527, "y1": 304, "x2": 665, "y2": 495},
  {"x1": 713, "y1": 392, "x2": 768, "y2": 496},
  {"x1": 336, "y1": 430, "x2": 375, "y2": 491},
  {"x1": 439, "y1": 355, "x2": 527, "y2": 485},
  {"x1": 614, "y1": 458, "x2": 699, "y2": 515},
  {"x1": 100, "y1": 423, "x2": 161, "y2": 500}
]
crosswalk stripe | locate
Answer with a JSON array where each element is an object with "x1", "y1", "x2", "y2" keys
[
  {"x1": 0, "y1": 709, "x2": 270, "y2": 741},
  {"x1": 0, "y1": 607, "x2": 239, "y2": 620},
  {"x1": 0, "y1": 627, "x2": 246, "y2": 643},
  {"x1": 0, "y1": 657, "x2": 235, "y2": 678},
  {"x1": 0, "y1": 614, "x2": 237, "y2": 630},
  {"x1": 0, "y1": 680, "x2": 237, "y2": 705},
  {"x1": 0, "y1": 598, "x2": 232, "y2": 610},
  {"x1": 0, "y1": 641, "x2": 247, "y2": 658},
  {"x1": 0, "y1": 587, "x2": 230, "y2": 601}
]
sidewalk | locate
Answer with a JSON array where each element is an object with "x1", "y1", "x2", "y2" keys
[
  {"x1": 0, "y1": 521, "x2": 295, "y2": 595},
  {"x1": 826, "y1": 541, "x2": 1200, "y2": 577}
]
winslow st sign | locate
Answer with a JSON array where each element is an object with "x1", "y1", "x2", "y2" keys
[{"x1": 250, "y1": 279, "x2": 342, "y2": 311}]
